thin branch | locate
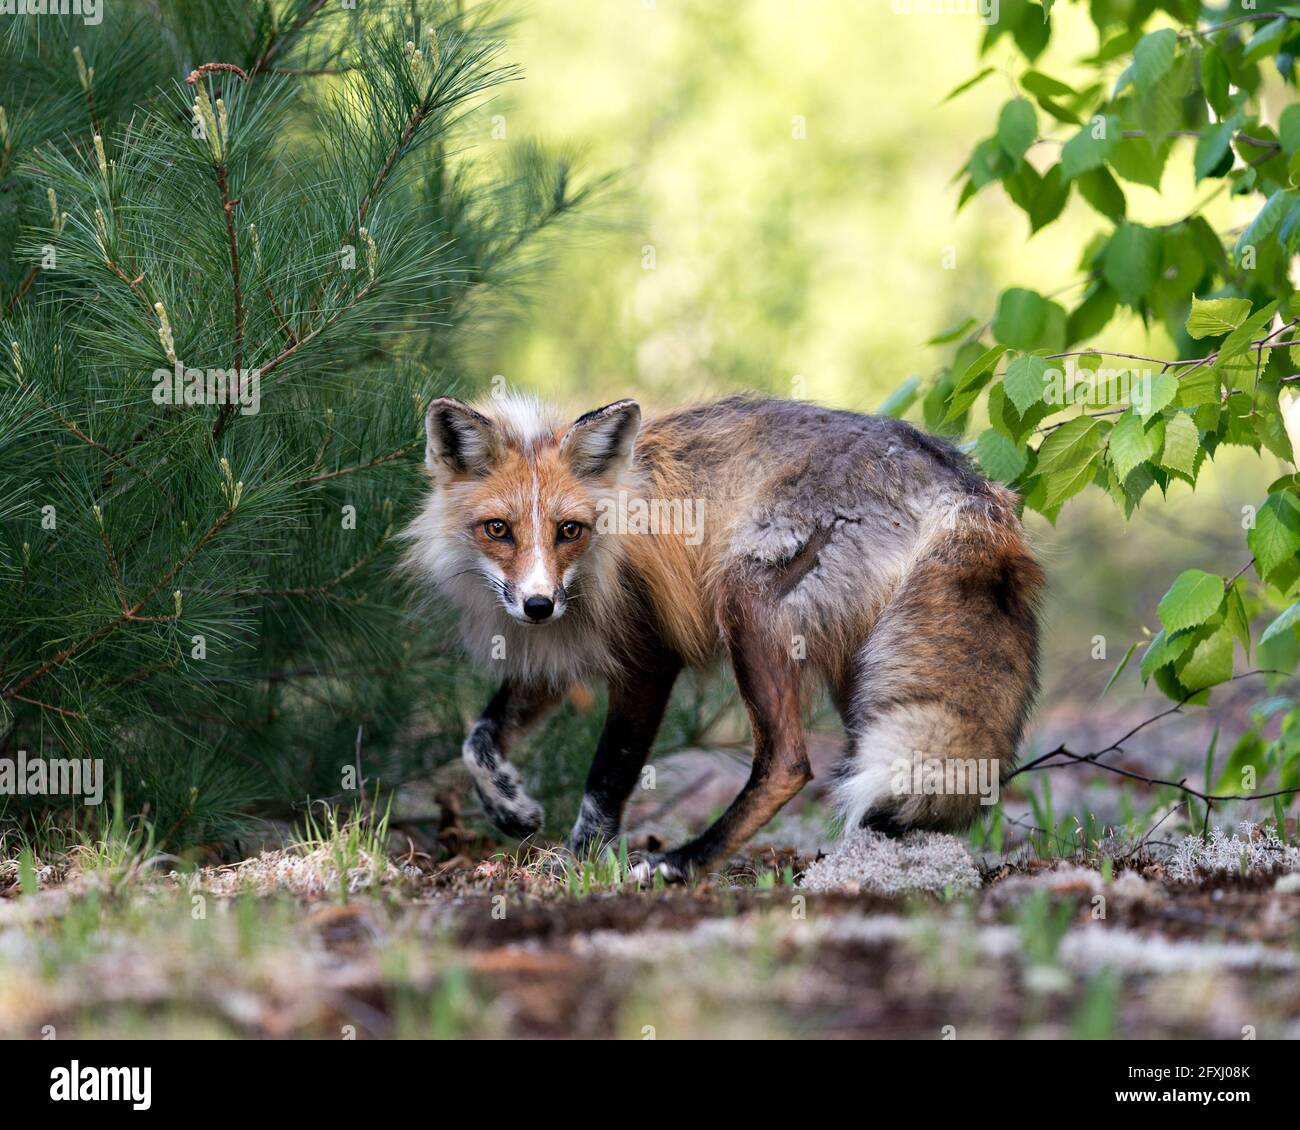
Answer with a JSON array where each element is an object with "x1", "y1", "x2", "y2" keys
[
  {"x1": 212, "y1": 166, "x2": 245, "y2": 440},
  {"x1": 1008, "y1": 671, "x2": 1298, "y2": 807},
  {"x1": 248, "y1": 0, "x2": 329, "y2": 78},
  {"x1": 300, "y1": 440, "x2": 420, "y2": 484}
]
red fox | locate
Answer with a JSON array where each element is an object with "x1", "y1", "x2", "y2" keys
[{"x1": 403, "y1": 394, "x2": 1043, "y2": 881}]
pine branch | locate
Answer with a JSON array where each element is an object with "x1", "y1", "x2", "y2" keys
[{"x1": 1, "y1": 503, "x2": 236, "y2": 703}]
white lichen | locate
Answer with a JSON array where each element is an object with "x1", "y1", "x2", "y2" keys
[
  {"x1": 799, "y1": 829, "x2": 981, "y2": 895},
  {"x1": 1167, "y1": 822, "x2": 1300, "y2": 883}
]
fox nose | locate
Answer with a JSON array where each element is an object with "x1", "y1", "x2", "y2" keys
[{"x1": 523, "y1": 595, "x2": 554, "y2": 622}]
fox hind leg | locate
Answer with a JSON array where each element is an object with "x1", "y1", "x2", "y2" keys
[{"x1": 631, "y1": 586, "x2": 812, "y2": 882}]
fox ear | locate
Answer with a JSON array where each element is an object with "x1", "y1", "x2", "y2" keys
[
  {"x1": 560, "y1": 399, "x2": 641, "y2": 479},
  {"x1": 425, "y1": 397, "x2": 500, "y2": 478}
]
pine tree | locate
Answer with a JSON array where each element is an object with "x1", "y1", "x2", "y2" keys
[{"x1": 0, "y1": 0, "x2": 601, "y2": 847}]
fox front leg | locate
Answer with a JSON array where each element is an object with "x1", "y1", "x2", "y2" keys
[
  {"x1": 463, "y1": 680, "x2": 560, "y2": 839},
  {"x1": 565, "y1": 655, "x2": 682, "y2": 856}
]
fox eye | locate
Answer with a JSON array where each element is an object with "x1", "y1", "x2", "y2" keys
[
  {"x1": 483, "y1": 519, "x2": 512, "y2": 542},
  {"x1": 557, "y1": 520, "x2": 584, "y2": 543}
]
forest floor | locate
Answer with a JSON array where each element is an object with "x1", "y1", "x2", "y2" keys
[{"x1": 3, "y1": 713, "x2": 1300, "y2": 1039}]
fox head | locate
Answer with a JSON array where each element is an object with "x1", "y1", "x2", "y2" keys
[{"x1": 419, "y1": 395, "x2": 641, "y2": 626}]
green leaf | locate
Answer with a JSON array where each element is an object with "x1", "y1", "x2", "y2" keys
[
  {"x1": 1185, "y1": 296, "x2": 1252, "y2": 339},
  {"x1": 1035, "y1": 415, "x2": 1103, "y2": 507},
  {"x1": 1157, "y1": 569, "x2": 1226, "y2": 634},
  {"x1": 997, "y1": 98, "x2": 1038, "y2": 162},
  {"x1": 1102, "y1": 222, "x2": 1161, "y2": 306},
  {"x1": 877, "y1": 376, "x2": 921, "y2": 419},
  {"x1": 967, "y1": 138, "x2": 1013, "y2": 189},
  {"x1": 1140, "y1": 627, "x2": 1197, "y2": 682},
  {"x1": 1194, "y1": 117, "x2": 1239, "y2": 182},
  {"x1": 1249, "y1": 491, "x2": 1300, "y2": 584},
  {"x1": 1158, "y1": 412, "x2": 1200, "y2": 477},
  {"x1": 1235, "y1": 191, "x2": 1294, "y2": 265},
  {"x1": 1176, "y1": 624, "x2": 1234, "y2": 692},
  {"x1": 1132, "y1": 28, "x2": 1178, "y2": 91},
  {"x1": 1020, "y1": 70, "x2": 1074, "y2": 99},
  {"x1": 974, "y1": 428, "x2": 1029, "y2": 483},
  {"x1": 943, "y1": 67, "x2": 996, "y2": 103},
  {"x1": 1003, "y1": 353, "x2": 1053, "y2": 414},
  {"x1": 1201, "y1": 44, "x2": 1230, "y2": 117},
  {"x1": 1141, "y1": 371, "x2": 1179, "y2": 418},
  {"x1": 953, "y1": 344, "x2": 1007, "y2": 391},
  {"x1": 1109, "y1": 135, "x2": 1167, "y2": 189},
  {"x1": 1260, "y1": 602, "x2": 1300, "y2": 645},
  {"x1": 1225, "y1": 581, "x2": 1251, "y2": 660},
  {"x1": 927, "y1": 317, "x2": 977, "y2": 345},
  {"x1": 1280, "y1": 104, "x2": 1300, "y2": 156},
  {"x1": 1108, "y1": 408, "x2": 1160, "y2": 482},
  {"x1": 992, "y1": 287, "x2": 1050, "y2": 351},
  {"x1": 1244, "y1": 17, "x2": 1289, "y2": 64},
  {"x1": 1077, "y1": 166, "x2": 1126, "y2": 222},
  {"x1": 942, "y1": 345, "x2": 1007, "y2": 424},
  {"x1": 1060, "y1": 116, "x2": 1118, "y2": 180},
  {"x1": 1102, "y1": 641, "x2": 1138, "y2": 696},
  {"x1": 1003, "y1": 161, "x2": 1071, "y2": 232}
]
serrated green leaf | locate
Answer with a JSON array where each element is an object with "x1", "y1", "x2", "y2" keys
[
  {"x1": 1186, "y1": 296, "x2": 1252, "y2": 339},
  {"x1": 1108, "y1": 409, "x2": 1160, "y2": 481},
  {"x1": 1003, "y1": 353, "x2": 1053, "y2": 414},
  {"x1": 1249, "y1": 491, "x2": 1300, "y2": 583},
  {"x1": 1140, "y1": 371, "x2": 1179, "y2": 418},
  {"x1": 1158, "y1": 412, "x2": 1200, "y2": 476},
  {"x1": 1157, "y1": 569, "x2": 1226, "y2": 633},
  {"x1": 1176, "y1": 624, "x2": 1234, "y2": 691},
  {"x1": 1140, "y1": 626, "x2": 1199, "y2": 682},
  {"x1": 1035, "y1": 415, "x2": 1103, "y2": 507},
  {"x1": 974, "y1": 427, "x2": 1029, "y2": 483}
]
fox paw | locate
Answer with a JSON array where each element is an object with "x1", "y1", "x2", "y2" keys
[
  {"x1": 628, "y1": 853, "x2": 690, "y2": 885},
  {"x1": 475, "y1": 784, "x2": 544, "y2": 841}
]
